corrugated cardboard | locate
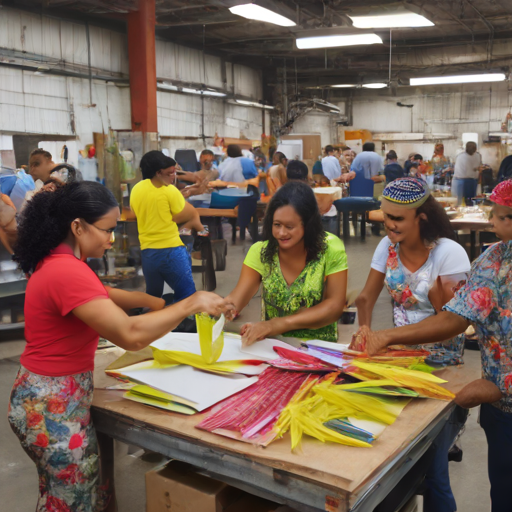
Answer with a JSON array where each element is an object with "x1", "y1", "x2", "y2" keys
[{"x1": 146, "y1": 460, "x2": 241, "y2": 512}]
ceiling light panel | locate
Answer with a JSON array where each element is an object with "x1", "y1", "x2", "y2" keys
[
  {"x1": 350, "y1": 13, "x2": 434, "y2": 28},
  {"x1": 332, "y1": 84, "x2": 357, "y2": 88},
  {"x1": 410, "y1": 73, "x2": 506, "y2": 86},
  {"x1": 296, "y1": 33, "x2": 382, "y2": 50},
  {"x1": 362, "y1": 83, "x2": 388, "y2": 89},
  {"x1": 229, "y1": 4, "x2": 296, "y2": 27}
]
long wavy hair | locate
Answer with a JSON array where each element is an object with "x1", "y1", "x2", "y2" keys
[
  {"x1": 261, "y1": 181, "x2": 326, "y2": 264},
  {"x1": 416, "y1": 195, "x2": 456, "y2": 244},
  {"x1": 13, "y1": 181, "x2": 118, "y2": 274}
]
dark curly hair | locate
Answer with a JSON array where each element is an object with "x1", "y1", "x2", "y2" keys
[
  {"x1": 140, "y1": 151, "x2": 176, "y2": 180},
  {"x1": 416, "y1": 195, "x2": 456, "y2": 244},
  {"x1": 261, "y1": 181, "x2": 326, "y2": 264},
  {"x1": 13, "y1": 181, "x2": 118, "y2": 274}
]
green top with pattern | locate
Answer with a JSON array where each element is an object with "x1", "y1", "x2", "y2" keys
[{"x1": 243, "y1": 233, "x2": 348, "y2": 341}]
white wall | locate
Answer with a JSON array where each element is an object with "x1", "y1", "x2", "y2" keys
[
  {"x1": 0, "y1": 6, "x2": 267, "y2": 158},
  {"x1": 285, "y1": 84, "x2": 512, "y2": 167},
  {"x1": 288, "y1": 112, "x2": 334, "y2": 149}
]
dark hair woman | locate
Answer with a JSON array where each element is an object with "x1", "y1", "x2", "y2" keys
[
  {"x1": 351, "y1": 178, "x2": 472, "y2": 512},
  {"x1": 353, "y1": 177, "x2": 470, "y2": 364},
  {"x1": 9, "y1": 181, "x2": 230, "y2": 512},
  {"x1": 226, "y1": 181, "x2": 348, "y2": 346},
  {"x1": 131, "y1": 150, "x2": 206, "y2": 301}
]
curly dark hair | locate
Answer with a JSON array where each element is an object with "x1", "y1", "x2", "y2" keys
[
  {"x1": 13, "y1": 181, "x2": 118, "y2": 274},
  {"x1": 140, "y1": 151, "x2": 176, "y2": 180},
  {"x1": 416, "y1": 195, "x2": 456, "y2": 244},
  {"x1": 261, "y1": 181, "x2": 326, "y2": 265}
]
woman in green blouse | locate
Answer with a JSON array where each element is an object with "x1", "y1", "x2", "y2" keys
[{"x1": 226, "y1": 181, "x2": 348, "y2": 346}]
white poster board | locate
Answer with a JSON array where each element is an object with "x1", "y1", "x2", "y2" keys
[{"x1": 277, "y1": 140, "x2": 303, "y2": 160}]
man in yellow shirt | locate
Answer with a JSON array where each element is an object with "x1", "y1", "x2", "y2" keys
[{"x1": 130, "y1": 151, "x2": 205, "y2": 302}]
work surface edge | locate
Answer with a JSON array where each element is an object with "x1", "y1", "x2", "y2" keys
[{"x1": 92, "y1": 351, "x2": 478, "y2": 496}]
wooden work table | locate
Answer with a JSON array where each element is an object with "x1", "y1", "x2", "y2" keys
[{"x1": 92, "y1": 349, "x2": 479, "y2": 512}]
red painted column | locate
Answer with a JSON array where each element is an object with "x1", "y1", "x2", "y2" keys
[{"x1": 127, "y1": 0, "x2": 158, "y2": 133}]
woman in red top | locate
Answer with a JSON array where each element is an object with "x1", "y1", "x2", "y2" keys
[{"x1": 8, "y1": 181, "x2": 230, "y2": 512}]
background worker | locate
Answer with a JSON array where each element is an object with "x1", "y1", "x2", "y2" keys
[{"x1": 130, "y1": 151, "x2": 206, "y2": 302}]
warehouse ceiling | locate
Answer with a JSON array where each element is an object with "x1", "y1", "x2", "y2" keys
[{"x1": 6, "y1": 0, "x2": 512, "y2": 92}]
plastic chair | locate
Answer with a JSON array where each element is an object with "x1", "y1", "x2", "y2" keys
[
  {"x1": 334, "y1": 172, "x2": 380, "y2": 240},
  {"x1": 210, "y1": 191, "x2": 246, "y2": 210},
  {"x1": 348, "y1": 171, "x2": 375, "y2": 198},
  {"x1": 175, "y1": 149, "x2": 200, "y2": 172}
]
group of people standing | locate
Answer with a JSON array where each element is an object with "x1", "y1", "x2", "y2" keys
[
  {"x1": 312, "y1": 141, "x2": 493, "y2": 207},
  {"x1": 4, "y1": 140, "x2": 512, "y2": 512}
]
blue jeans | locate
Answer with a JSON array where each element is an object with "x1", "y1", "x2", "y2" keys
[
  {"x1": 453, "y1": 178, "x2": 478, "y2": 206},
  {"x1": 480, "y1": 403, "x2": 512, "y2": 512},
  {"x1": 423, "y1": 405, "x2": 468, "y2": 512},
  {"x1": 141, "y1": 246, "x2": 196, "y2": 302}
]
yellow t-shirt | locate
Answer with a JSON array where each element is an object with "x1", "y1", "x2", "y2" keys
[{"x1": 130, "y1": 179, "x2": 185, "y2": 250}]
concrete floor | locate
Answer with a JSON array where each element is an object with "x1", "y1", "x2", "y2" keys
[{"x1": 0, "y1": 227, "x2": 490, "y2": 511}]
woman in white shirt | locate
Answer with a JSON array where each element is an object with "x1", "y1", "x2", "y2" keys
[{"x1": 352, "y1": 177, "x2": 471, "y2": 512}]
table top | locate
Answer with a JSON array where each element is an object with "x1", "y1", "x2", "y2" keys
[
  {"x1": 450, "y1": 216, "x2": 493, "y2": 230},
  {"x1": 92, "y1": 349, "x2": 478, "y2": 498}
]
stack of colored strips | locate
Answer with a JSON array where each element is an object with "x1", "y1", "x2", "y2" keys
[{"x1": 196, "y1": 367, "x2": 318, "y2": 446}]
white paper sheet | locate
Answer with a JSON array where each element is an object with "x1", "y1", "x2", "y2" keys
[
  {"x1": 151, "y1": 333, "x2": 300, "y2": 362},
  {"x1": 212, "y1": 314, "x2": 225, "y2": 342},
  {"x1": 303, "y1": 340, "x2": 354, "y2": 354},
  {"x1": 120, "y1": 365, "x2": 258, "y2": 412},
  {"x1": 348, "y1": 417, "x2": 387, "y2": 439}
]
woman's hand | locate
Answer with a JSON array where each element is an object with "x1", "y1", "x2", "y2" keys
[
  {"x1": 455, "y1": 379, "x2": 503, "y2": 409},
  {"x1": 349, "y1": 325, "x2": 371, "y2": 351},
  {"x1": 240, "y1": 321, "x2": 273, "y2": 347},
  {"x1": 191, "y1": 291, "x2": 236, "y2": 320},
  {"x1": 365, "y1": 330, "x2": 391, "y2": 356}
]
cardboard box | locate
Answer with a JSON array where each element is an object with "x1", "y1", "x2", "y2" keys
[{"x1": 146, "y1": 460, "x2": 242, "y2": 512}]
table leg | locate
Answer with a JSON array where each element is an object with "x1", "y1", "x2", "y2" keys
[
  {"x1": 97, "y1": 430, "x2": 118, "y2": 512},
  {"x1": 470, "y1": 230, "x2": 476, "y2": 261},
  {"x1": 342, "y1": 212, "x2": 350, "y2": 240}
]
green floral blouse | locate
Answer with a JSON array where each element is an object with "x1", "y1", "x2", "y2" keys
[{"x1": 243, "y1": 233, "x2": 348, "y2": 341}]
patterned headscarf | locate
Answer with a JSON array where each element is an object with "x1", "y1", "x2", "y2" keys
[
  {"x1": 382, "y1": 177, "x2": 431, "y2": 208},
  {"x1": 490, "y1": 180, "x2": 512, "y2": 208}
]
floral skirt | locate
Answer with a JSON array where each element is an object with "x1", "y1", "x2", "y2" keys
[{"x1": 8, "y1": 366, "x2": 110, "y2": 512}]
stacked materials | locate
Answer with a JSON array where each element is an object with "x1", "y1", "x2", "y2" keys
[{"x1": 105, "y1": 317, "x2": 455, "y2": 452}]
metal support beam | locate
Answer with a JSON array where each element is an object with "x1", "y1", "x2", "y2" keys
[{"x1": 127, "y1": 0, "x2": 158, "y2": 133}]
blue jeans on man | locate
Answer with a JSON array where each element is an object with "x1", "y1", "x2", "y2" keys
[
  {"x1": 141, "y1": 246, "x2": 196, "y2": 302},
  {"x1": 480, "y1": 403, "x2": 512, "y2": 512},
  {"x1": 453, "y1": 178, "x2": 478, "y2": 206},
  {"x1": 423, "y1": 405, "x2": 468, "y2": 512}
]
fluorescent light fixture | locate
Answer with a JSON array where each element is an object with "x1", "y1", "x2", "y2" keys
[
  {"x1": 235, "y1": 99, "x2": 274, "y2": 109},
  {"x1": 350, "y1": 13, "x2": 434, "y2": 28},
  {"x1": 410, "y1": 73, "x2": 506, "y2": 86},
  {"x1": 158, "y1": 83, "x2": 179, "y2": 91},
  {"x1": 296, "y1": 33, "x2": 382, "y2": 50},
  {"x1": 182, "y1": 87, "x2": 227, "y2": 97},
  {"x1": 229, "y1": 4, "x2": 295, "y2": 27},
  {"x1": 158, "y1": 82, "x2": 226, "y2": 97},
  {"x1": 362, "y1": 83, "x2": 388, "y2": 89},
  {"x1": 332, "y1": 84, "x2": 357, "y2": 88}
]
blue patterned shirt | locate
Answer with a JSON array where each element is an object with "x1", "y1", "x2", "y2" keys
[{"x1": 445, "y1": 241, "x2": 512, "y2": 412}]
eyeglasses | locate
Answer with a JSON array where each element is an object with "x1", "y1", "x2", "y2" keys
[{"x1": 90, "y1": 223, "x2": 116, "y2": 242}]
